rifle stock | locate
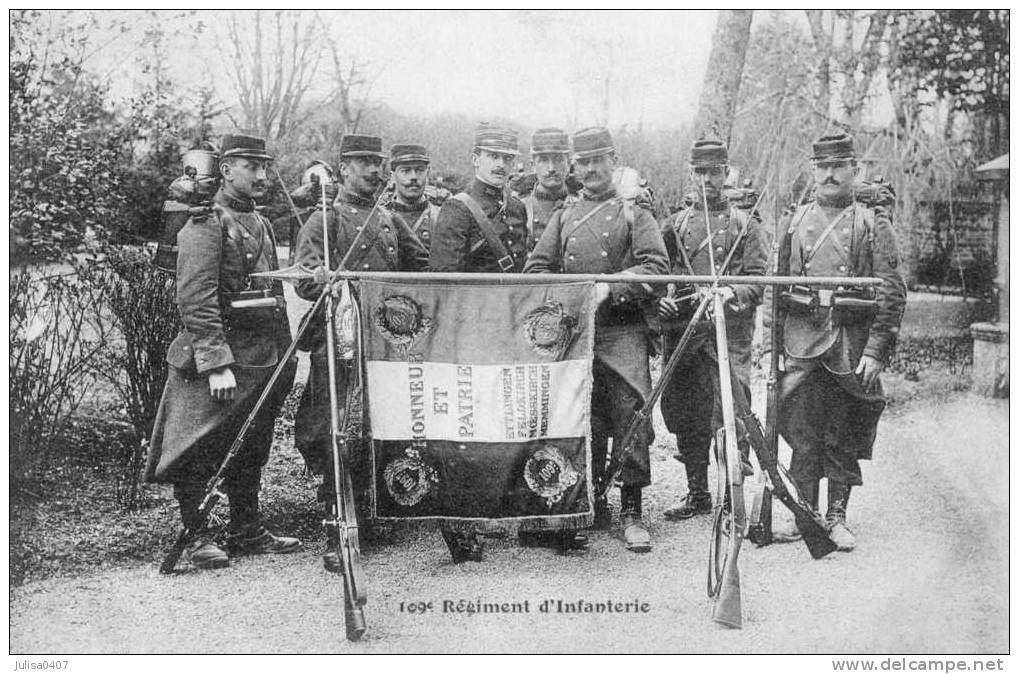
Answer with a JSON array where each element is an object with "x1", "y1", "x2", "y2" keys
[{"x1": 709, "y1": 292, "x2": 747, "y2": 629}]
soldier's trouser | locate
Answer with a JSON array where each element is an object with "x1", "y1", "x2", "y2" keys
[
  {"x1": 591, "y1": 358, "x2": 651, "y2": 489},
  {"x1": 297, "y1": 344, "x2": 371, "y2": 503},
  {"x1": 778, "y1": 357, "x2": 886, "y2": 489},
  {"x1": 659, "y1": 342, "x2": 752, "y2": 472}
]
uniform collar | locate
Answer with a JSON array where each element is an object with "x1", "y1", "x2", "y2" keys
[
  {"x1": 815, "y1": 193, "x2": 854, "y2": 209},
  {"x1": 339, "y1": 188, "x2": 375, "y2": 208},
  {"x1": 215, "y1": 188, "x2": 255, "y2": 213},
  {"x1": 390, "y1": 197, "x2": 429, "y2": 214},
  {"x1": 694, "y1": 194, "x2": 729, "y2": 213},
  {"x1": 470, "y1": 177, "x2": 505, "y2": 201},
  {"x1": 533, "y1": 183, "x2": 568, "y2": 202},
  {"x1": 582, "y1": 187, "x2": 617, "y2": 202}
]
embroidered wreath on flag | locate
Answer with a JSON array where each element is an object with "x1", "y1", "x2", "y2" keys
[
  {"x1": 383, "y1": 453, "x2": 439, "y2": 507},
  {"x1": 373, "y1": 295, "x2": 433, "y2": 347},
  {"x1": 524, "y1": 445, "x2": 581, "y2": 506},
  {"x1": 522, "y1": 301, "x2": 578, "y2": 359}
]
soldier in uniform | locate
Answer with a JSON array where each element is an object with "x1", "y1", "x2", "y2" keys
[
  {"x1": 525, "y1": 127, "x2": 670, "y2": 553},
  {"x1": 658, "y1": 138, "x2": 770, "y2": 521},
  {"x1": 278, "y1": 160, "x2": 338, "y2": 263},
  {"x1": 521, "y1": 128, "x2": 572, "y2": 248},
  {"x1": 146, "y1": 133, "x2": 301, "y2": 569},
  {"x1": 426, "y1": 123, "x2": 530, "y2": 562},
  {"x1": 386, "y1": 144, "x2": 441, "y2": 251},
  {"x1": 293, "y1": 134, "x2": 429, "y2": 569},
  {"x1": 429, "y1": 122, "x2": 530, "y2": 274},
  {"x1": 763, "y1": 133, "x2": 906, "y2": 551}
]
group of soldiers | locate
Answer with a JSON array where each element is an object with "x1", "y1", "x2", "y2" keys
[{"x1": 144, "y1": 122, "x2": 906, "y2": 571}]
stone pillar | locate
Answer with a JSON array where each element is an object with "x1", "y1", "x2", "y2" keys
[{"x1": 970, "y1": 322, "x2": 1009, "y2": 397}]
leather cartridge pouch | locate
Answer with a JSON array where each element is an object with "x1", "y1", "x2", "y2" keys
[
  {"x1": 779, "y1": 284, "x2": 819, "y2": 314},
  {"x1": 222, "y1": 289, "x2": 283, "y2": 330},
  {"x1": 831, "y1": 287, "x2": 878, "y2": 326}
]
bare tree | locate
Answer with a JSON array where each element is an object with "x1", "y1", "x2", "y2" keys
[
  {"x1": 693, "y1": 10, "x2": 754, "y2": 141},
  {"x1": 221, "y1": 10, "x2": 323, "y2": 140},
  {"x1": 314, "y1": 12, "x2": 384, "y2": 136}
]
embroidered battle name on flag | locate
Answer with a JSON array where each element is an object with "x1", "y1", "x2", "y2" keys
[{"x1": 358, "y1": 280, "x2": 596, "y2": 530}]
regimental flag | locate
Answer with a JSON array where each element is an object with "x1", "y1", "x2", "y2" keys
[{"x1": 358, "y1": 280, "x2": 596, "y2": 531}]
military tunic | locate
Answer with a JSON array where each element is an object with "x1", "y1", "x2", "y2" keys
[
  {"x1": 429, "y1": 178, "x2": 530, "y2": 273},
  {"x1": 657, "y1": 197, "x2": 770, "y2": 468},
  {"x1": 762, "y1": 197, "x2": 906, "y2": 486},
  {"x1": 389, "y1": 198, "x2": 441, "y2": 252},
  {"x1": 525, "y1": 189, "x2": 669, "y2": 488},
  {"x1": 293, "y1": 189, "x2": 429, "y2": 488},
  {"x1": 146, "y1": 189, "x2": 295, "y2": 496},
  {"x1": 522, "y1": 184, "x2": 569, "y2": 248}
]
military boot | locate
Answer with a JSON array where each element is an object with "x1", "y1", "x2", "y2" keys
[
  {"x1": 175, "y1": 485, "x2": 230, "y2": 570},
  {"x1": 518, "y1": 530, "x2": 590, "y2": 553},
  {"x1": 227, "y1": 525, "x2": 303, "y2": 556},
  {"x1": 664, "y1": 464, "x2": 712, "y2": 521},
  {"x1": 826, "y1": 481, "x2": 856, "y2": 552},
  {"x1": 620, "y1": 486, "x2": 651, "y2": 553}
]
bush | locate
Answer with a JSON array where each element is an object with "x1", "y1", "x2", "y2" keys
[
  {"x1": 80, "y1": 247, "x2": 181, "y2": 508},
  {"x1": 9, "y1": 268, "x2": 106, "y2": 481}
]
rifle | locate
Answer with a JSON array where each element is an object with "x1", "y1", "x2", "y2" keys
[
  {"x1": 159, "y1": 289, "x2": 326, "y2": 575},
  {"x1": 707, "y1": 290, "x2": 747, "y2": 629},
  {"x1": 319, "y1": 184, "x2": 368, "y2": 642},
  {"x1": 747, "y1": 176, "x2": 813, "y2": 547},
  {"x1": 273, "y1": 168, "x2": 306, "y2": 266}
]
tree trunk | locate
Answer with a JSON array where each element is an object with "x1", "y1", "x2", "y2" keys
[{"x1": 693, "y1": 10, "x2": 754, "y2": 141}]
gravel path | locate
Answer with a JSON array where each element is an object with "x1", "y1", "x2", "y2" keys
[{"x1": 10, "y1": 392, "x2": 1008, "y2": 654}]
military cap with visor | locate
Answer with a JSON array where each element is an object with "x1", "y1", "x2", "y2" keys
[
  {"x1": 530, "y1": 127, "x2": 570, "y2": 155},
  {"x1": 571, "y1": 126, "x2": 614, "y2": 160},
  {"x1": 220, "y1": 133, "x2": 273, "y2": 161},
  {"x1": 389, "y1": 143, "x2": 431, "y2": 166},
  {"x1": 689, "y1": 137, "x2": 728, "y2": 168},
  {"x1": 811, "y1": 133, "x2": 856, "y2": 161},
  {"x1": 340, "y1": 134, "x2": 386, "y2": 158},
  {"x1": 473, "y1": 122, "x2": 520, "y2": 156}
]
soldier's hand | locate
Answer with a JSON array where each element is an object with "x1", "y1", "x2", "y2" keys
[
  {"x1": 208, "y1": 366, "x2": 237, "y2": 401},
  {"x1": 312, "y1": 266, "x2": 330, "y2": 286},
  {"x1": 855, "y1": 355, "x2": 884, "y2": 392},
  {"x1": 718, "y1": 286, "x2": 737, "y2": 306},
  {"x1": 594, "y1": 282, "x2": 612, "y2": 305},
  {"x1": 760, "y1": 350, "x2": 786, "y2": 372},
  {"x1": 658, "y1": 296, "x2": 681, "y2": 319}
]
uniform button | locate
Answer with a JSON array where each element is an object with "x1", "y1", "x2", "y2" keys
[
  {"x1": 183, "y1": 346, "x2": 190, "y2": 351},
  {"x1": 360, "y1": 244, "x2": 368, "y2": 250},
  {"x1": 605, "y1": 215, "x2": 612, "y2": 220},
  {"x1": 350, "y1": 208, "x2": 358, "y2": 214},
  {"x1": 388, "y1": 246, "x2": 395, "y2": 253},
  {"x1": 242, "y1": 232, "x2": 250, "y2": 239},
  {"x1": 421, "y1": 231, "x2": 430, "y2": 239},
  {"x1": 843, "y1": 227, "x2": 850, "y2": 234},
  {"x1": 570, "y1": 237, "x2": 577, "y2": 242},
  {"x1": 716, "y1": 246, "x2": 723, "y2": 253},
  {"x1": 804, "y1": 262, "x2": 812, "y2": 270},
  {"x1": 568, "y1": 255, "x2": 575, "y2": 261},
  {"x1": 356, "y1": 226, "x2": 363, "y2": 232},
  {"x1": 603, "y1": 232, "x2": 609, "y2": 238},
  {"x1": 806, "y1": 226, "x2": 815, "y2": 232},
  {"x1": 508, "y1": 226, "x2": 515, "y2": 232},
  {"x1": 506, "y1": 240, "x2": 513, "y2": 246},
  {"x1": 245, "y1": 253, "x2": 253, "y2": 259},
  {"x1": 362, "y1": 263, "x2": 370, "y2": 269},
  {"x1": 805, "y1": 244, "x2": 813, "y2": 252},
  {"x1": 383, "y1": 226, "x2": 391, "y2": 233},
  {"x1": 839, "y1": 265, "x2": 847, "y2": 272},
  {"x1": 599, "y1": 251, "x2": 607, "y2": 257}
]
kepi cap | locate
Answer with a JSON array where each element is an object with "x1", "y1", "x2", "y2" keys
[
  {"x1": 531, "y1": 127, "x2": 570, "y2": 155},
  {"x1": 390, "y1": 143, "x2": 431, "y2": 165},
  {"x1": 689, "y1": 137, "x2": 728, "y2": 168},
  {"x1": 340, "y1": 134, "x2": 386, "y2": 158},
  {"x1": 220, "y1": 134, "x2": 273, "y2": 161},
  {"x1": 811, "y1": 133, "x2": 856, "y2": 161},
  {"x1": 473, "y1": 123, "x2": 520, "y2": 156},
  {"x1": 572, "y1": 126, "x2": 614, "y2": 160}
]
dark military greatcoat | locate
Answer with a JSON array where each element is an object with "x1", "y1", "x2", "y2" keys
[
  {"x1": 657, "y1": 197, "x2": 770, "y2": 465},
  {"x1": 429, "y1": 178, "x2": 530, "y2": 273},
  {"x1": 525, "y1": 188, "x2": 669, "y2": 488},
  {"x1": 763, "y1": 197, "x2": 906, "y2": 485},
  {"x1": 293, "y1": 189, "x2": 429, "y2": 481},
  {"x1": 146, "y1": 189, "x2": 295, "y2": 486}
]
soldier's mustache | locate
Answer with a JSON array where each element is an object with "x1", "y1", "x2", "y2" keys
[{"x1": 822, "y1": 178, "x2": 840, "y2": 186}]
